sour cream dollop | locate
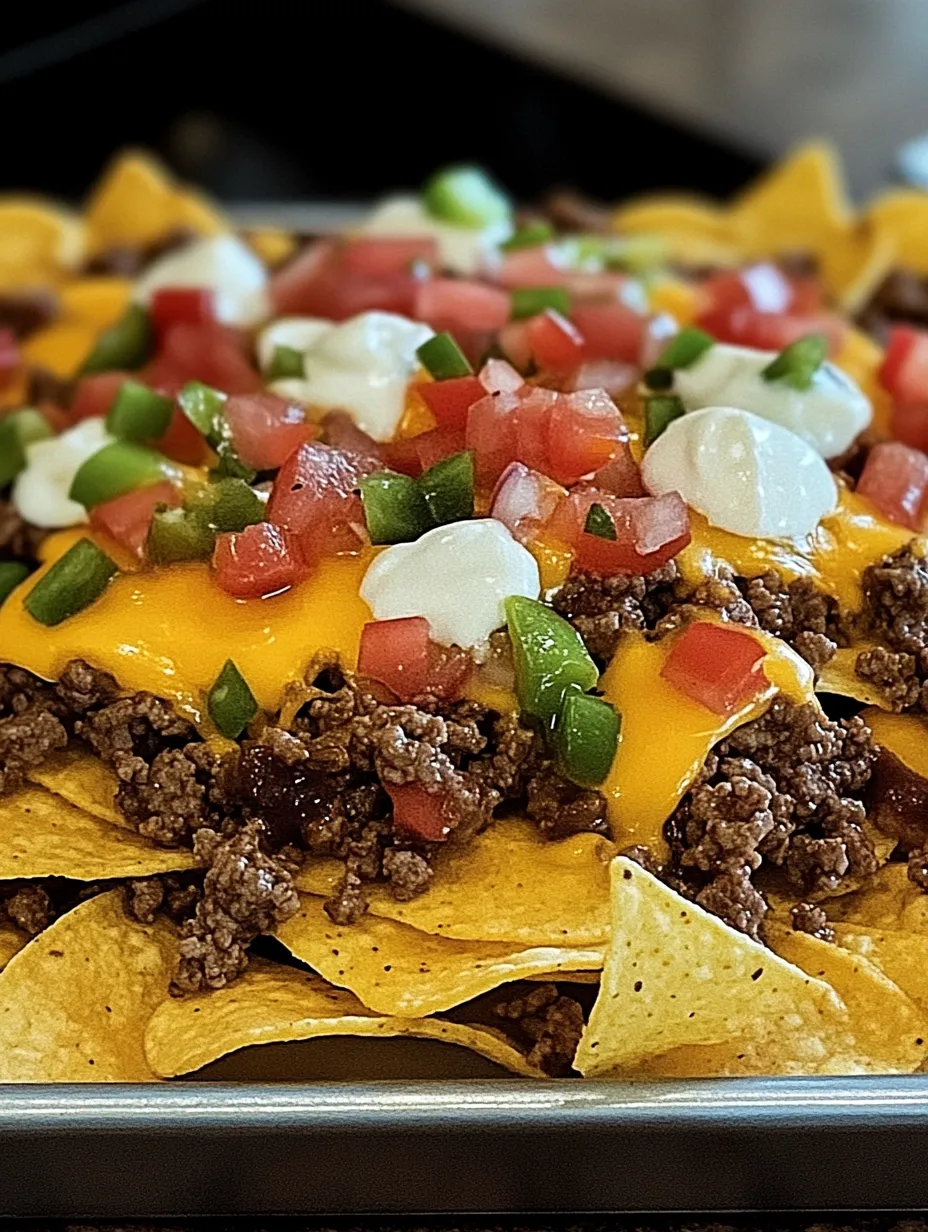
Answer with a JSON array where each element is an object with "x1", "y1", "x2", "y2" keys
[
  {"x1": 134, "y1": 234, "x2": 269, "y2": 328},
  {"x1": 674, "y1": 342, "x2": 871, "y2": 459},
  {"x1": 270, "y1": 311, "x2": 433, "y2": 441},
  {"x1": 13, "y1": 417, "x2": 112, "y2": 529},
  {"x1": 641, "y1": 406, "x2": 838, "y2": 540},
  {"x1": 359, "y1": 195, "x2": 512, "y2": 276},
  {"x1": 256, "y1": 316, "x2": 333, "y2": 372},
  {"x1": 361, "y1": 519, "x2": 540, "y2": 648}
]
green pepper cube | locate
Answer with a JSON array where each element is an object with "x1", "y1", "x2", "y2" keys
[
  {"x1": 267, "y1": 343, "x2": 305, "y2": 381},
  {"x1": 208, "y1": 659, "x2": 258, "y2": 739},
  {"x1": 0, "y1": 409, "x2": 52, "y2": 488},
  {"x1": 654, "y1": 327, "x2": 714, "y2": 371},
  {"x1": 500, "y1": 222, "x2": 554, "y2": 252},
  {"x1": 69, "y1": 441, "x2": 175, "y2": 510},
  {"x1": 360, "y1": 471, "x2": 430, "y2": 545},
  {"x1": 556, "y1": 690, "x2": 621, "y2": 787},
  {"x1": 761, "y1": 333, "x2": 827, "y2": 391},
  {"x1": 177, "y1": 380, "x2": 228, "y2": 442},
  {"x1": 0, "y1": 562, "x2": 29, "y2": 607},
  {"x1": 416, "y1": 332, "x2": 474, "y2": 381},
  {"x1": 187, "y1": 478, "x2": 265, "y2": 533},
  {"x1": 419, "y1": 450, "x2": 475, "y2": 526},
  {"x1": 24, "y1": 539, "x2": 118, "y2": 626},
  {"x1": 81, "y1": 303, "x2": 153, "y2": 374},
  {"x1": 106, "y1": 380, "x2": 173, "y2": 442},
  {"x1": 510, "y1": 286, "x2": 571, "y2": 321},
  {"x1": 147, "y1": 507, "x2": 216, "y2": 563},
  {"x1": 584, "y1": 502, "x2": 617, "y2": 540},
  {"x1": 505, "y1": 595, "x2": 599, "y2": 724},
  {"x1": 422, "y1": 165, "x2": 511, "y2": 228},
  {"x1": 644, "y1": 394, "x2": 686, "y2": 446}
]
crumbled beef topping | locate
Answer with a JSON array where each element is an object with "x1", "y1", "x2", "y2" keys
[
  {"x1": 541, "y1": 190, "x2": 612, "y2": 234},
  {"x1": 125, "y1": 877, "x2": 166, "y2": 926},
  {"x1": 0, "y1": 289, "x2": 58, "y2": 338},
  {"x1": 666, "y1": 699, "x2": 876, "y2": 938},
  {"x1": 526, "y1": 765, "x2": 611, "y2": 840},
  {"x1": 0, "y1": 497, "x2": 46, "y2": 564},
  {"x1": 82, "y1": 226, "x2": 198, "y2": 278},
  {"x1": 738, "y1": 572, "x2": 843, "y2": 670},
  {"x1": 858, "y1": 268, "x2": 928, "y2": 342},
  {"x1": 493, "y1": 982, "x2": 585, "y2": 1076},
  {"x1": 552, "y1": 563, "x2": 680, "y2": 661},
  {"x1": 25, "y1": 367, "x2": 74, "y2": 410},
  {"x1": 854, "y1": 545, "x2": 928, "y2": 714},
  {"x1": 3, "y1": 884, "x2": 54, "y2": 935},
  {"x1": 791, "y1": 901, "x2": 835, "y2": 943},
  {"x1": 0, "y1": 702, "x2": 68, "y2": 794}
]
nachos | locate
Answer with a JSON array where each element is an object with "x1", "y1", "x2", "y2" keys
[{"x1": 4, "y1": 147, "x2": 928, "y2": 1081}]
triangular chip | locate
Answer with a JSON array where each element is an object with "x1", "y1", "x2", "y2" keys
[
  {"x1": 277, "y1": 894, "x2": 602, "y2": 1017},
  {"x1": 0, "y1": 890, "x2": 177, "y2": 1081},
  {"x1": 58, "y1": 276, "x2": 133, "y2": 330},
  {"x1": 297, "y1": 819, "x2": 613, "y2": 945},
  {"x1": 0, "y1": 198, "x2": 85, "y2": 288},
  {"x1": 0, "y1": 920, "x2": 25, "y2": 972},
  {"x1": 0, "y1": 786, "x2": 196, "y2": 879},
  {"x1": 820, "y1": 222, "x2": 897, "y2": 313},
  {"x1": 144, "y1": 957, "x2": 542, "y2": 1079},
  {"x1": 574, "y1": 858, "x2": 842, "y2": 1077},
  {"x1": 827, "y1": 863, "x2": 928, "y2": 931},
  {"x1": 28, "y1": 749, "x2": 125, "y2": 828},
  {"x1": 867, "y1": 188, "x2": 928, "y2": 275},
  {"x1": 832, "y1": 922, "x2": 928, "y2": 1017},
  {"x1": 611, "y1": 195, "x2": 737, "y2": 265}
]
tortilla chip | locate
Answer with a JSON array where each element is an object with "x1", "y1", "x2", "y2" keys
[
  {"x1": 0, "y1": 920, "x2": 25, "y2": 972},
  {"x1": 28, "y1": 749, "x2": 125, "y2": 828},
  {"x1": 297, "y1": 819, "x2": 614, "y2": 946},
  {"x1": 827, "y1": 863, "x2": 926, "y2": 931},
  {"x1": 820, "y1": 222, "x2": 897, "y2": 313},
  {"x1": 22, "y1": 320, "x2": 99, "y2": 378},
  {"x1": 246, "y1": 228, "x2": 298, "y2": 267},
  {"x1": 0, "y1": 890, "x2": 177, "y2": 1080},
  {"x1": 832, "y1": 922, "x2": 928, "y2": 1016},
  {"x1": 574, "y1": 858, "x2": 842, "y2": 1077},
  {"x1": 0, "y1": 198, "x2": 85, "y2": 288},
  {"x1": 144, "y1": 957, "x2": 542, "y2": 1079},
  {"x1": 58, "y1": 277, "x2": 133, "y2": 330},
  {"x1": 0, "y1": 786, "x2": 196, "y2": 879},
  {"x1": 867, "y1": 188, "x2": 928, "y2": 275},
  {"x1": 277, "y1": 894, "x2": 602, "y2": 1017}
]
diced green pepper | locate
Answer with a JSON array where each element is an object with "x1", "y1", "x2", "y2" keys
[
  {"x1": 147, "y1": 507, "x2": 216, "y2": 563},
  {"x1": 81, "y1": 304, "x2": 152, "y2": 374},
  {"x1": 210, "y1": 443, "x2": 257, "y2": 483},
  {"x1": 505, "y1": 595, "x2": 599, "y2": 725},
  {"x1": 106, "y1": 380, "x2": 173, "y2": 442},
  {"x1": 0, "y1": 562, "x2": 29, "y2": 607},
  {"x1": 0, "y1": 409, "x2": 52, "y2": 488},
  {"x1": 419, "y1": 450, "x2": 475, "y2": 526},
  {"x1": 761, "y1": 333, "x2": 827, "y2": 391},
  {"x1": 69, "y1": 441, "x2": 175, "y2": 510},
  {"x1": 510, "y1": 286, "x2": 571, "y2": 321},
  {"x1": 654, "y1": 327, "x2": 714, "y2": 370},
  {"x1": 584, "y1": 502, "x2": 617, "y2": 540},
  {"x1": 556, "y1": 690, "x2": 621, "y2": 787},
  {"x1": 267, "y1": 343, "x2": 305, "y2": 381},
  {"x1": 187, "y1": 479, "x2": 265, "y2": 533},
  {"x1": 207, "y1": 659, "x2": 258, "y2": 739},
  {"x1": 24, "y1": 539, "x2": 118, "y2": 626},
  {"x1": 644, "y1": 394, "x2": 686, "y2": 446},
  {"x1": 360, "y1": 472, "x2": 430, "y2": 545},
  {"x1": 177, "y1": 380, "x2": 227, "y2": 442},
  {"x1": 642, "y1": 366, "x2": 674, "y2": 392},
  {"x1": 422, "y1": 165, "x2": 511, "y2": 228},
  {"x1": 500, "y1": 222, "x2": 555, "y2": 252},
  {"x1": 416, "y1": 332, "x2": 474, "y2": 380}
]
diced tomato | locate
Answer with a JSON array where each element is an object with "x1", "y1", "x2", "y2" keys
[
  {"x1": 358, "y1": 617, "x2": 432, "y2": 699},
  {"x1": 270, "y1": 238, "x2": 430, "y2": 321},
  {"x1": 386, "y1": 782, "x2": 452, "y2": 842},
  {"x1": 151, "y1": 321, "x2": 262, "y2": 395},
  {"x1": 527, "y1": 309, "x2": 586, "y2": 371},
  {"x1": 466, "y1": 390, "x2": 520, "y2": 489},
  {"x1": 340, "y1": 237, "x2": 438, "y2": 278},
  {"x1": 498, "y1": 320, "x2": 533, "y2": 371},
  {"x1": 70, "y1": 371, "x2": 132, "y2": 422},
  {"x1": 0, "y1": 328, "x2": 20, "y2": 388},
  {"x1": 857, "y1": 440, "x2": 928, "y2": 530},
  {"x1": 478, "y1": 357, "x2": 525, "y2": 396},
  {"x1": 700, "y1": 265, "x2": 793, "y2": 317},
  {"x1": 880, "y1": 325, "x2": 928, "y2": 406},
  {"x1": 660, "y1": 621, "x2": 766, "y2": 715},
  {"x1": 266, "y1": 442, "x2": 375, "y2": 558},
  {"x1": 514, "y1": 387, "x2": 558, "y2": 473},
  {"x1": 156, "y1": 408, "x2": 210, "y2": 466},
  {"x1": 697, "y1": 305, "x2": 846, "y2": 354},
  {"x1": 571, "y1": 303, "x2": 645, "y2": 363},
  {"x1": 563, "y1": 358, "x2": 637, "y2": 397},
  {"x1": 545, "y1": 387, "x2": 627, "y2": 486},
  {"x1": 213, "y1": 522, "x2": 308, "y2": 598},
  {"x1": 414, "y1": 424, "x2": 467, "y2": 471},
  {"x1": 89, "y1": 480, "x2": 180, "y2": 558},
  {"x1": 890, "y1": 401, "x2": 928, "y2": 452},
  {"x1": 496, "y1": 246, "x2": 564, "y2": 289},
  {"x1": 321, "y1": 409, "x2": 383, "y2": 466},
  {"x1": 36, "y1": 402, "x2": 71, "y2": 434},
  {"x1": 224, "y1": 393, "x2": 314, "y2": 471},
  {"x1": 381, "y1": 435, "x2": 423, "y2": 477},
  {"x1": 547, "y1": 489, "x2": 691, "y2": 575},
  {"x1": 149, "y1": 288, "x2": 215, "y2": 339},
  {"x1": 490, "y1": 461, "x2": 566, "y2": 542},
  {"x1": 269, "y1": 239, "x2": 337, "y2": 315},
  {"x1": 415, "y1": 279, "x2": 510, "y2": 333},
  {"x1": 419, "y1": 375, "x2": 485, "y2": 430},
  {"x1": 591, "y1": 442, "x2": 646, "y2": 497}
]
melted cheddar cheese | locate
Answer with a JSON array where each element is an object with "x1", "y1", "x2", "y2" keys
[
  {"x1": 863, "y1": 706, "x2": 928, "y2": 778},
  {"x1": 599, "y1": 622, "x2": 814, "y2": 856},
  {"x1": 1, "y1": 532, "x2": 374, "y2": 724}
]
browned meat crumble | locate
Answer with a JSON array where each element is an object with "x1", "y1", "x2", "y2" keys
[
  {"x1": 857, "y1": 268, "x2": 928, "y2": 341},
  {"x1": 856, "y1": 545, "x2": 928, "y2": 712},
  {"x1": 493, "y1": 981, "x2": 585, "y2": 1076},
  {"x1": 0, "y1": 497, "x2": 46, "y2": 564},
  {"x1": 790, "y1": 901, "x2": 835, "y2": 943}
]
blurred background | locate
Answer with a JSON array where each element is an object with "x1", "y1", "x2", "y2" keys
[{"x1": 4, "y1": 0, "x2": 928, "y2": 210}]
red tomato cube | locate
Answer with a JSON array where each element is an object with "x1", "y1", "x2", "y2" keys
[
  {"x1": 358, "y1": 616, "x2": 431, "y2": 699},
  {"x1": 857, "y1": 440, "x2": 928, "y2": 530},
  {"x1": 880, "y1": 325, "x2": 928, "y2": 405},
  {"x1": 224, "y1": 393, "x2": 313, "y2": 471},
  {"x1": 660, "y1": 622, "x2": 767, "y2": 715},
  {"x1": 150, "y1": 288, "x2": 215, "y2": 339},
  {"x1": 571, "y1": 303, "x2": 645, "y2": 363},
  {"x1": 548, "y1": 488, "x2": 691, "y2": 574},
  {"x1": 266, "y1": 442, "x2": 375, "y2": 558},
  {"x1": 526, "y1": 309, "x2": 586, "y2": 371},
  {"x1": 545, "y1": 387, "x2": 627, "y2": 485},
  {"x1": 415, "y1": 279, "x2": 510, "y2": 333},
  {"x1": 89, "y1": 480, "x2": 180, "y2": 558},
  {"x1": 419, "y1": 375, "x2": 485, "y2": 430},
  {"x1": 213, "y1": 523, "x2": 307, "y2": 598},
  {"x1": 386, "y1": 782, "x2": 452, "y2": 842},
  {"x1": 70, "y1": 371, "x2": 133, "y2": 421},
  {"x1": 414, "y1": 425, "x2": 467, "y2": 471}
]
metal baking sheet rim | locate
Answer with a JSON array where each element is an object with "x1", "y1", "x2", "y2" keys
[{"x1": 2, "y1": 1077, "x2": 928, "y2": 1216}]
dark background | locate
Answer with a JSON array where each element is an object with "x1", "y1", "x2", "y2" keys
[{"x1": 1, "y1": 0, "x2": 761, "y2": 207}]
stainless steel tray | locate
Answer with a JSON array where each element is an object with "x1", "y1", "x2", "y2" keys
[{"x1": 2, "y1": 1076, "x2": 928, "y2": 1216}]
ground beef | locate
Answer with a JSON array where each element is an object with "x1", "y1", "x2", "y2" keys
[
  {"x1": 0, "y1": 703, "x2": 68, "y2": 793},
  {"x1": 909, "y1": 849, "x2": 928, "y2": 890},
  {"x1": 858, "y1": 268, "x2": 928, "y2": 341},
  {"x1": 3, "y1": 884, "x2": 53, "y2": 935},
  {"x1": 172, "y1": 821, "x2": 301, "y2": 994},
  {"x1": 791, "y1": 901, "x2": 835, "y2": 942},
  {"x1": 125, "y1": 878, "x2": 165, "y2": 925},
  {"x1": 541, "y1": 189, "x2": 612, "y2": 234},
  {"x1": 126, "y1": 873, "x2": 202, "y2": 926},
  {"x1": 738, "y1": 573, "x2": 843, "y2": 670},
  {"x1": 0, "y1": 498, "x2": 45, "y2": 563},
  {"x1": 116, "y1": 742, "x2": 225, "y2": 846},
  {"x1": 552, "y1": 564, "x2": 679, "y2": 661},
  {"x1": 83, "y1": 227, "x2": 198, "y2": 278},
  {"x1": 856, "y1": 546, "x2": 928, "y2": 711},
  {"x1": 493, "y1": 982, "x2": 585, "y2": 1076},
  {"x1": 525, "y1": 765, "x2": 611, "y2": 840},
  {"x1": 666, "y1": 699, "x2": 876, "y2": 937},
  {"x1": 0, "y1": 289, "x2": 58, "y2": 338},
  {"x1": 54, "y1": 660, "x2": 119, "y2": 713},
  {"x1": 77, "y1": 691, "x2": 196, "y2": 767}
]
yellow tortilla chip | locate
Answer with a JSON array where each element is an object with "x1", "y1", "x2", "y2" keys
[
  {"x1": 574, "y1": 858, "x2": 842, "y2": 1077},
  {"x1": 0, "y1": 786, "x2": 196, "y2": 879},
  {"x1": 58, "y1": 277, "x2": 133, "y2": 330},
  {"x1": 0, "y1": 198, "x2": 85, "y2": 288},
  {"x1": 820, "y1": 222, "x2": 897, "y2": 313},
  {"x1": 247, "y1": 228, "x2": 298, "y2": 267},
  {"x1": 144, "y1": 957, "x2": 542, "y2": 1079},
  {"x1": 28, "y1": 749, "x2": 125, "y2": 827},
  {"x1": 0, "y1": 890, "x2": 177, "y2": 1081},
  {"x1": 613, "y1": 195, "x2": 731, "y2": 239},
  {"x1": 278, "y1": 894, "x2": 602, "y2": 1017},
  {"x1": 22, "y1": 320, "x2": 99, "y2": 379},
  {"x1": 297, "y1": 819, "x2": 614, "y2": 945},
  {"x1": 867, "y1": 188, "x2": 928, "y2": 275},
  {"x1": 832, "y1": 922, "x2": 928, "y2": 1016},
  {"x1": 0, "y1": 920, "x2": 25, "y2": 972},
  {"x1": 827, "y1": 863, "x2": 926, "y2": 931}
]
